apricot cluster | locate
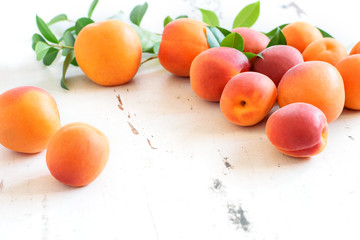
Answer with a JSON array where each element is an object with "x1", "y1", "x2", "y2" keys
[
  {"x1": 157, "y1": 18, "x2": 360, "y2": 158},
  {"x1": 0, "y1": 87, "x2": 109, "y2": 187}
]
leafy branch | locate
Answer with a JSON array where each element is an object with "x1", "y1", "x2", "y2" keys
[{"x1": 32, "y1": 0, "x2": 98, "y2": 89}]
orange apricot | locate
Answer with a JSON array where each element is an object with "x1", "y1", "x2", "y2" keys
[
  {"x1": 190, "y1": 47, "x2": 250, "y2": 102},
  {"x1": 0, "y1": 86, "x2": 61, "y2": 153},
  {"x1": 336, "y1": 54, "x2": 360, "y2": 110},
  {"x1": 220, "y1": 72, "x2": 277, "y2": 126},
  {"x1": 74, "y1": 19, "x2": 142, "y2": 86},
  {"x1": 266, "y1": 102, "x2": 328, "y2": 158},
  {"x1": 302, "y1": 38, "x2": 348, "y2": 66},
  {"x1": 46, "y1": 122, "x2": 109, "y2": 187},
  {"x1": 158, "y1": 18, "x2": 209, "y2": 77},
  {"x1": 350, "y1": 41, "x2": 360, "y2": 55},
  {"x1": 278, "y1": 61, "x2": 345, "y2": 123},
  {"x1": 232, "y1": 27, "x2": 270, "y2": 54},
  {"x1": 282, "y1": 21, "x2": 323, "y2": 53}
]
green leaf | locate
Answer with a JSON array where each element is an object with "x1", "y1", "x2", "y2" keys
[
  {"x1": 88, "y1": 0, "x2": 99, "y2": 18},
  {"x1": 75, "y1": 17, "x2": 94, "y2": 35},
  {"x1": 130, "y1": 2, "x2": 148, "y2": 26},
  {"x1": 267, "y1": 27, "x2": 287, "y2": 47},
  {"x1": 220, "y1": 32, "x2": 244, "y2": 51},
  {"x1": 243, "y1": 52, "x2": 257, "y2": 61},
  {"x1": 206, "y1": 26, "x2": 225, "y2": 48},
  {"x1": 47, "y1": 14, "x2": 68, "y2": 26},
  {"x1": 63, "y1": 31, "x2": 75, "y2": 46},
  {"x1": 43, "y1": 47, "x2": 59, "y2": 66},
  {"x1": 34, "y1": 41, "x2": 50, "y2": 61},
  {"x1": 36, "y1": 15, "x2": 59, "y2": 43},
  {"x1": 265, "y1": 23, "x2": 288, "y2": 38},
  {"x1": 133, "y1": 25, "x2": 162, "y2": 53},
  {"x1": 32, "y1": 33, "x2": 46, "y2": 50},
  {"x1": 317, "y1": 27, "x2": 334, "y2": 38},
  {"x1": 199, "y1": 8, "x2": 219, "y2": 26},
  {"x1": 153, "y1": 42, "x2": 160, "y2": 55},
  {"x1": 164, "y1": 16, "x2": 173, "y2": 27},
  {"x1": 61, "y1": 51, "x2": 75, "y2": 90},
  {"x1": 62, "y1": 31, "x2": 76, "y2": 56},
  {"x1": 232, "y1": 1, "x2": 260, "y2": 29},
  {"x1": 71, "y1": 57, "x2": 78, "y2": 67},
  {"x1": 175, "y1": 15, "x2": 188, "y2": 19},
  {"x1": 216, "y1": 26, "x2": 232, "y2": 37}
]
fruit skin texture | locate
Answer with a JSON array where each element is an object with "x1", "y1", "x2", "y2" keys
[
  {"x1": 0, "y1": 86, "x2": 61, "y2": 153},
  {"x1": 282, "y1": 21, "x2": 323, "y2": 53},
  {"x1": 190, "y1": 47, "x2": 250, "y2": 102},
  {"x1": 220, "y1": 72, "x2": 277, "y2": 126},
  {"x1": 252, "y1": 45, "x2": 304, "y2": 86},
  {"x1": 350, "y1": 41, "x2": 360, "y2": 55},
  {"x1": 46, "y1": 122, "x2": 110, "y2": 187},
  {"x1": 266, "y1": 103, "x2": 328, "y2": 158},
  {"x1": 158, "y1": 18, "x2": 209, "y2": 77},
  {"x1": 74, "y1": 19, "x2": 142, "y2": 86},
  {"x1": 336, "y1": 54, "x2": 360, "y2": 110},
  {"x1": 278, "y1": 61, "x2": 345, "y2": 123},
  {"x1": 302, "y1": 37, "x2": 348, "y2": 66},
  {"x1": 232, "y1": 27, "x2": 270, "y2": 54}
]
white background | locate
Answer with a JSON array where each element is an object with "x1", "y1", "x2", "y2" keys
[{"x1": 1, "y1": 0, "x2": 360, "y2": 239}]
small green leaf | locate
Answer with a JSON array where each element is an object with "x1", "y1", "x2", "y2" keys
[
  {"x1": 164, "y1": 16, "x2": 173, "y2": 27},
  {"x1": 63, "y1": 31, "x2": 75, "y2": 47},
  {"x1": 220, "y1": 32, "x2": 244, "y2": 51},
  {"x1": 61, "y1": 51, "x2": 75, "y2": 90},
  {"x1": 265, "y1": 23, "x2": 288, "y2": 38},
  {"x1": 175, "y1": 15, "x2": 188, "y2": 19},
  {"x1": 216, "y1": 26, "x2": 232, "y2": 37},
  {"x1": 206, "y1": 26, "x2": 225, "y2": 48},
  {"x1": 133, "y1": 25, "x2": 162, "y2": 53},
  {"x1": 130, "y1": 2, "x2": 148, "y2": 26},
  {"x1": 317, "y1": 27, "x2": 334, "y2": 38},
  {"x1": 32, "y1": 33, "x2": 46, "y2": 50},
  {"x1": 199, "y1": 8, "x2": 219, "y2": 26},
  {"x1": 243, "y1": 52, "x2": 257, "y2": 61},
  {"x1": 47, "y1": 14, "x2": 68, "y2": 26},
  {"x1": 267, "y1": 27, "x2": 287, "y2": 47},
  {"x1": 62, "y1": 31, "x2": 76, "y2": 56},
  {"x1": 35, "y1": 41, "x2": 50, "y2": 61},
  {"x1": 75, "y1": 17, "x2": 94, "y2": 35},
  {"x1": 153, "y1": 42, "x2": 160, "y2": 55},
  {"x1": 232, "y1": 1, "x2": 260, "y2": 29},
  {"x1": 43, "y1": 47, "x2": 59, "y2": 66},
  {"x1": 88, "y1": 0, "x2": 99, "y2": 18},
  {"x1": 36, "y1": 15, "x2": 59, "y2": 43},
  {"x1": 71, "y1": 57, "x2": 78, "y2": 67}
]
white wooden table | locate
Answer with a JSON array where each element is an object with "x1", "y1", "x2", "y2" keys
[{"x1": 1, "y1": 0, "x2": 360, "y2": 239}]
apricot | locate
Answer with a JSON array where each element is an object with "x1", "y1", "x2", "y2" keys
[
  {"x1": 282, "y1": 21, "x2": 323, "y2": 53},
  {"x1": 278, "y1": 61, "x2": 345, "y2": 123},
  {"x1": 336, "y1": 54, "x2": 360, "y2": 110},
  {"x1": 158, "y1": 18, "x2": 209, "y2": 77},
  {"x1": 350, "y1": 41, "x2": 360, "y2": 55},
  {"x1": 0, "y1": 86, "x2": 61, "y2": 153},
  {"x1": 46, "y1": 122, "x2": 109, "y2": 187},
  {"x1": 302, "y1": 38, "x2": 348, "y2": 66},
  {"x1": 190, "y1": 47, "x2": 250, "y2": 102},
  {"x1": 232, "y1": 27, "x2": 270, "y2": 54},
  {"x1": 252, "y1": 45, "x2": 304, "y2": 86},
  {"x1": 220, "y1": 72, "x2": 277, "y2": 126},
  {"x1": 266, "y1": 102, "x2": 328, "y2": 158},
  {"x1": 74, "y1": 19, "x2": 142, "y2": 86}
]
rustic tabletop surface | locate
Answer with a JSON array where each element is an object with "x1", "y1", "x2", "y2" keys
[{"x1": 1, "y1": 0, "x2": 360, "y2": 239}]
